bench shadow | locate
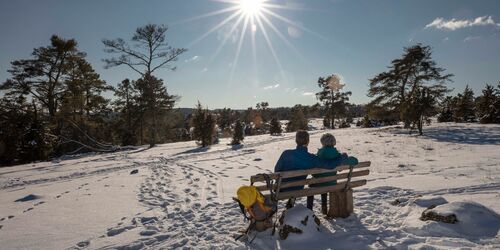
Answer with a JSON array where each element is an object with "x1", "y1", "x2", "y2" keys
[
  {"x1": 173, "y1": 146, "x2": 209, "y2": 156},
  {"x1": 324, "y1": 214, "x2": 386, "y2": 249}
]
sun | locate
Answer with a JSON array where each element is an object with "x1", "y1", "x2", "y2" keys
[
  {"x1": 183, "y1": 0, "x2": 323, "y2": 85},
  {"x1": 239, "y1": 0, "x2": 264, "y2": 17}
]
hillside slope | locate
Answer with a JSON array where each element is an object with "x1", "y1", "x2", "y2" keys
[{"x1": 0, "y1": 122, "x2": 499, "y2": 249}]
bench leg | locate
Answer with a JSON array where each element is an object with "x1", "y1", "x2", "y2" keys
[
  {"x1": 327, "y1": 189, "x2": 353, "y2": 219},
  {"x1": 345, "y1": 188, "x2": 354, "y2": 215},
  {"x1": 328, "y1": 192, "x2": 340, "y2": 218}
]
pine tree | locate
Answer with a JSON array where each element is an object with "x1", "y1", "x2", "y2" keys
[
  {"x1": 367, "y1": 44, "x2": 452, "y2": 129},
  {"x1": 453, "y1": 85, "x2": 476, "y2": 122},
  {"x1": 256, "y1": 101, "x2": 270, "y2": 123},
  {"x1": 102, "y1": 24, "x2": 186, "y2": 147},
  {"x1": 476, "y1": 84, "x2": 497, "y2": 124},
  {"x1": 0, "y1": 35, "x2": 86, "y2": 117},
  {"x1": 114, "y1": 79, "x2": 139, "y2": 145},
  {"x1": 231, "y1": 120, "x2": 244, "y2": 145},
  {"x1": 437, "y1": 96, "x2": 455, "y2": 122},
  {"x1": 287, "y1": 105, "x2": 308, "y2": 132},
  {"x1": 495, "y1": 82, "x2": 500, "y2": 123},
  {"x1": 191, "y1": 102, "x2": 216, "y2": 147},
  {"x1": 362, "y1": 115, "x2": 371, "y2": 128},
  {"x1": 269, "y1": 118, "x2": 282, "y2": 135},
  {"x1": 402, "y1": 87, "x2": 437, "y2": 135},
  {"x1": 316, "y1": 76, "x2": 352, "y2": 129},
  {"x1": 134, "y1": 74, "x2": 178, "y2": 147}
]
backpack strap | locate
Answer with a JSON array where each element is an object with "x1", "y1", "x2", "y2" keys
[{"x1": 233, "y1": 197, "x2": 251, "y2": 221}]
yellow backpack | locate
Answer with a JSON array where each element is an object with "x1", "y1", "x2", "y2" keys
[{"x1": 235, "y1": 185, "x2": 276, "y2": 221}]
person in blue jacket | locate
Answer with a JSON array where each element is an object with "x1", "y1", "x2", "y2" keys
[{"x1": 274, "y1": 130, "x2": 355, "y2": 208}]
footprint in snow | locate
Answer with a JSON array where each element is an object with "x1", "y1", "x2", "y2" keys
[
  {"x1": 23, "y1": 207, "x2": 33, "y2": 213},
  {"x1": 34, "y1": 201, "x2": 45, "y2": 206},
  {"x1": 76, "y1": 240, "x2": 90, "y2": 248}
]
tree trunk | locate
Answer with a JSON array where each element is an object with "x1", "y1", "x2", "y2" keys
[
  {"x1": 418, "y1": 116, "x2": 423, "y2": 135},
  {"x1": 149, "y1": 111, "x2": 156, "y2": 147},
  {"x1": 330, "y1": 90, "x2": 335, "y2": 129}
]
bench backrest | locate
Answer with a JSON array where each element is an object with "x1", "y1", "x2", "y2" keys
[{"x1": 250, "y1": 161, "x2": 371, "y2": 200}]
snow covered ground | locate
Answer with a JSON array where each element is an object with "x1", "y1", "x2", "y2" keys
[{"x1": 0, "y1": 121, "x2": 499, "y2": 249}]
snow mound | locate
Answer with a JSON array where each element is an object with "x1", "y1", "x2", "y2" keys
[
  {"x1": 405, "y1": 201, "x2": 500, "y2": 238},
  {"x1": 413, "y1": 196, "x2": 448, "y2": 208},
  {"x1": 251, "y1": 204, "x2": 335, "y2": 249}
]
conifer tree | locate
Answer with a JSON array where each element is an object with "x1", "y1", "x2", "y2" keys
[
  {"x1": 191, "y1": 102, "x2": 216, "y2": 147},
  {"x1": 453, "y1": 85, "x2": 476, "y2": 122},
  {"x1": 476, "y1": 84, "x2": 497, "y2": 124},
  {"x1": 103, "y1": 24, "x2": 186, "y2": 147},
  {"x1": 361, "y1": 115, "x2": 372, "y2": 128},
  {"x1": 316, "y1": 76, "x2": 352, "y2": 129},
  {"x1": 134, "y1": 74, "x2": 177, "y2": 147},
  {"x1": 269, "y1": 117, "x2": 282, "y2": 135},
  {"x1": 0, "y1": 35, "x2": 86, "y2": 117},
  {"x1": 114, "y1": 79, "x2": 139, "y2": 145},
  {"x1": 437, "y1": 96, "x2": 455, "y2": 122},
  {"x1": 287, "y1": 105, "x2": 308, "y2": 132},
  {"x1": 231, "y1": 120, "x2": 244, "y2": 145},
  {"x1": 367, "y1": 44, "x2": 452, "y2": 129}
]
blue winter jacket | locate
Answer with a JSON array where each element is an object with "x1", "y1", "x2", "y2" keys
[{"x1": 274, "y1": 146, "x2": 349, "y2": 192}]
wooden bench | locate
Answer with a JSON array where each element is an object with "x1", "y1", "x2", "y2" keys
[{"x1": 250, "y1": 161, "x2": 371, "y2": 218}]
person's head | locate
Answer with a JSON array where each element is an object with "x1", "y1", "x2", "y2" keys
[
  {"x1": 320, "y1": 133, "x2": 336, "y2": 147},
  {"x1": 295, "y1": 130, "x2": 310, "y2": 147}
]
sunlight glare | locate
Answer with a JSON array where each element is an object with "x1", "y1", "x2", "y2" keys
[{"x1": 239, "y1": 0, "x2": 264, "y2": 17}]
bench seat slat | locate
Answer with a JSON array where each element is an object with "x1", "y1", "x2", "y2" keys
[
  {"x1": 255, "y1": 169, "x2": 370, "y2": 191},
  {"x1": 251, "y1": 161, "x2": 371, "y2": 183},
  {"x1": 266, "y1": 179, "x2": 367, "y2": 200}
]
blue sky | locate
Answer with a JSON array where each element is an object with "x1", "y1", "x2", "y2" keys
[{"x1": 1, "y1": 0, "x2": 499, "y2": 109}]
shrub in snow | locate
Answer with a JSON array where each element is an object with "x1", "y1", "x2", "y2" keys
[
  {"x1": 231, "y1": 120, "x2": 244, "y2": 145},
  {"x1": 269, "y1": 118, "x2": 282, "y2": 135}
]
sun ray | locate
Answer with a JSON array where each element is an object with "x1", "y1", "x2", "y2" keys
[
  {"x1": 172, "y1": 6, "x2": 240, "y2": 25},
  {"x1": 262, "y1": 3, "x2": 327, "y2": 12},
  {"x1": 258, "y1": 11, "x2": 302, "y2": 58},
  {"x1": 228, "y1": 16, "x2": 250, "y2": 86},
  {"x1": 255, "y1": 14, "x2": 286, "y2": 80},
  {"x1": 261, "y1": 3, "x2": 302, "y2": 11},
  {"x1": 185, "y1": 0, "x2": 326, "y2": 86},
  {"x1": 188, "y1": 10, "x2": 242, "y2": 48},
  {"x1": 250, "y1": 15, "x2": 259, "y2": 81},
  {"x1": 206, "y1": 13, "x2": 246, "y2": 65},
  {"x1": 212, "y1": 0, "x2": 240, "y2": 4},
  {"x1": 261, "y1": 8, "x2": 328, "y2": 41}
]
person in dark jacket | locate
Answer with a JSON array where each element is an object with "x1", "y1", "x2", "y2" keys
[{"x1": 274, "y1": 130, "x2": 352, "y2": 208}]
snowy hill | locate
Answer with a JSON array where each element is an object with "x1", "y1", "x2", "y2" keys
[{"x1": 0, "y1": 122, "x2": 499, "y2": 249}]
